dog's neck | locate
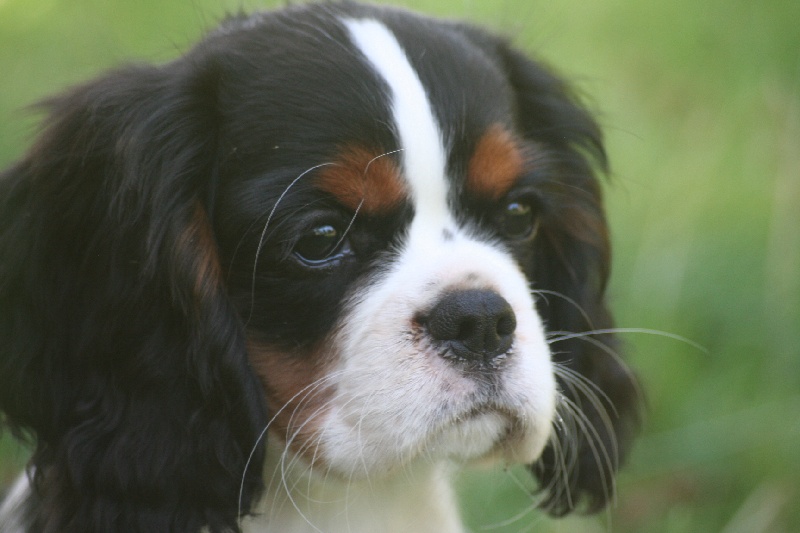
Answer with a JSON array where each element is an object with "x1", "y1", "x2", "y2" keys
[{"x1": 242, "y1": 442, "x2": 465, "y2": 533}]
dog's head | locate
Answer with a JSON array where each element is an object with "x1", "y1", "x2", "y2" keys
[{"x1": 0, "y1": 3, "x2": 640, "y2": 531}]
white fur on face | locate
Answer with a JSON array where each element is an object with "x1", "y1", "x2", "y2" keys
[{"x1": 306, "y1": 18, "x2": 557, "y2": 478}]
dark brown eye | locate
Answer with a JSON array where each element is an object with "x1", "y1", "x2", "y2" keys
[
  {"x1": 293, "y1": 224, "x2": 349, "y2": 265},
  {"x1": 499, "y1": 201, "x2": 538, "y2": 240}
]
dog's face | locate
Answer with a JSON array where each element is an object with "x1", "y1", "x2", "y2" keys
[
  {"x1": 215, "y1": 14, "x2": 557, "y2": 476},
  {"x1": 0, "y1": 3, "x2": 640, "y2": 531}
]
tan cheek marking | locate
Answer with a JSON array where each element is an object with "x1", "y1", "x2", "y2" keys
[
  {"x1": 175, "y1": 203, "x2": 223, "y2": 304},
  {"x1": 467, "y1": 125, "x2": 525, "y2": 200},
  {"x1": 316, "y1": 146, "x2": 407, "y2": 214},
  {"x1": 248, "y1": 341, "x2": 335, "y2": 461}
]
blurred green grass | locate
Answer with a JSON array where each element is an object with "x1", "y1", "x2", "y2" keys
[{"x1": 1, "y1": 0, "x2": 798, "y2": 532}]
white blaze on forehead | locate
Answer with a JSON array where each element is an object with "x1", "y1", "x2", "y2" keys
[
  {"x1": 313, "y1": 20, "x2": 557, "y2": 477},
  {"x1": 343, "y1": 18, "x2": 450, "y2": 230}
]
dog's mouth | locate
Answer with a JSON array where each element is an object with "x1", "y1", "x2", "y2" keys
[{"x1": 451, "y1": 403, "x2": 515, "y2": 428}]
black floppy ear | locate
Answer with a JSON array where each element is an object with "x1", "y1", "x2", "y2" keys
[
  {"x1": 496, "y1": 44, "x2": 642, "y2": 514},
  {"x1": 0, "y1": 59, "x2": 266, "y2": 532}
]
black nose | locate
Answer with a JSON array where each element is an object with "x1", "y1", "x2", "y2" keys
[{"x1": 424, "y1": 289, "x2": 516, "y2": 365}]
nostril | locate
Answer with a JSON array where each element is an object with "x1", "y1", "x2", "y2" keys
[
  {"x1": 424, "y1": 289, "x2": 517, "y2": 364},
  {"x1": 496, "y1": 313, "x2": 516, "y2": 337}
]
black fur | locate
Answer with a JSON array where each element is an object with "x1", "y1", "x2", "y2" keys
[
  {"x1": 0, "y1": 2, "x2": 640, "y2": 531},
  {"x1": 0, "y1": 55, "x2": 267, "y2": 533}
]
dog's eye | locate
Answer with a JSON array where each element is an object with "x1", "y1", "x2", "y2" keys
[
  {"x1": 293, "y1": 224, "x2": 350, "y2": 265},
  {"x1": 499, "y1": 200, "x2": 538, "y2": 240}
]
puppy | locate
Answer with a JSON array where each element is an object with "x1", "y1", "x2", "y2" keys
[{"x1": 0, "y1": 2, "x2": 640, "y2": 532}]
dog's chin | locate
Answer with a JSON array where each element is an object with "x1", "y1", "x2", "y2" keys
[
  {"x1": 427, "y1": 409, "x2": 552, "y2": 467},
  {"x1": 270, "y1": 405, "x2": 551, "y2": 485},
  {"x1": 427, "y1": 412, "x2": 519, "y2": 463}
]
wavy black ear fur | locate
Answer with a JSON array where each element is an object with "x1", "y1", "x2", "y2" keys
[
  {"x1": 0, "y1": 55, "x2": 266, "y2": 532},
  {"x1": 494, "y1": 41, "x2": 642, "y2": 514}
]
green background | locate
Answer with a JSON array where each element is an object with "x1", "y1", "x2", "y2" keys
[{"x1": 1, "y1": 1, "x2": 798, "y2": 531}]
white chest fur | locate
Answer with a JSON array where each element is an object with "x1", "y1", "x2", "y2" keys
[{"x1": 242, "y1": 447, "x2": 465, "y2": 533}]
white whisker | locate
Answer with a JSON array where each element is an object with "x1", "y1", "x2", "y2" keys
[
  {"x1": 548, "y1": 327, "x2": 706, "y2": 353},
  {"x1": 557, "y1": 395, "x2": 616, "y2": 508},
  {"x1": 531, "y1": 288, "x2": 596, "y2": 330},
  {"x1": 554, "y1": 365, "x2": 620, "y2": 477},
  {"x1": 363, "y1": 148, "x2": 403, "y2": 176},
  {"x1": 247, "y1": 162, "x2": 334, "y2": 325},
  {"x1": 237, "y1": 368, "x2": 346, "y2": 524},
  {"x1": 477, "y1": 469, "x2": 541, "y2": 531},
  {"x1": 548, "y1": 401, "x2": 578, "y2": 509}
]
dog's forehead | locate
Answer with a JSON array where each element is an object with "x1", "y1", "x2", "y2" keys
[
  {"x1": 342, "y1": 17, "x2": 449, "y2": 222},
  {"x1": 347, "y1": 16, "x2": 526, "y2": 217},
  {"x1": 214, "y1": 7, "x2": 522, "y2": 212}
]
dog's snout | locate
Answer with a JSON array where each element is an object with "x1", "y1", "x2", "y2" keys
[{"x1": 424, "y1": 289, "x2": 516, "y2": 364}]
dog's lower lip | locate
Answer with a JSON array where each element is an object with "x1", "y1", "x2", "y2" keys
[
  {"x1": 452, "y1": 409, "x2": 484, "y2": 424},
  {"x1": 454, "y1": 404, "x2": 507, "y2": 424}
]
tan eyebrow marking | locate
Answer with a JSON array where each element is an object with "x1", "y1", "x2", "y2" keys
[
  {"x1": 467, "y1": 124, "x2": 525, "y2": 200},
  {"x1": 316, "y1": 146, "x2": 408, "y2": 214}
]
